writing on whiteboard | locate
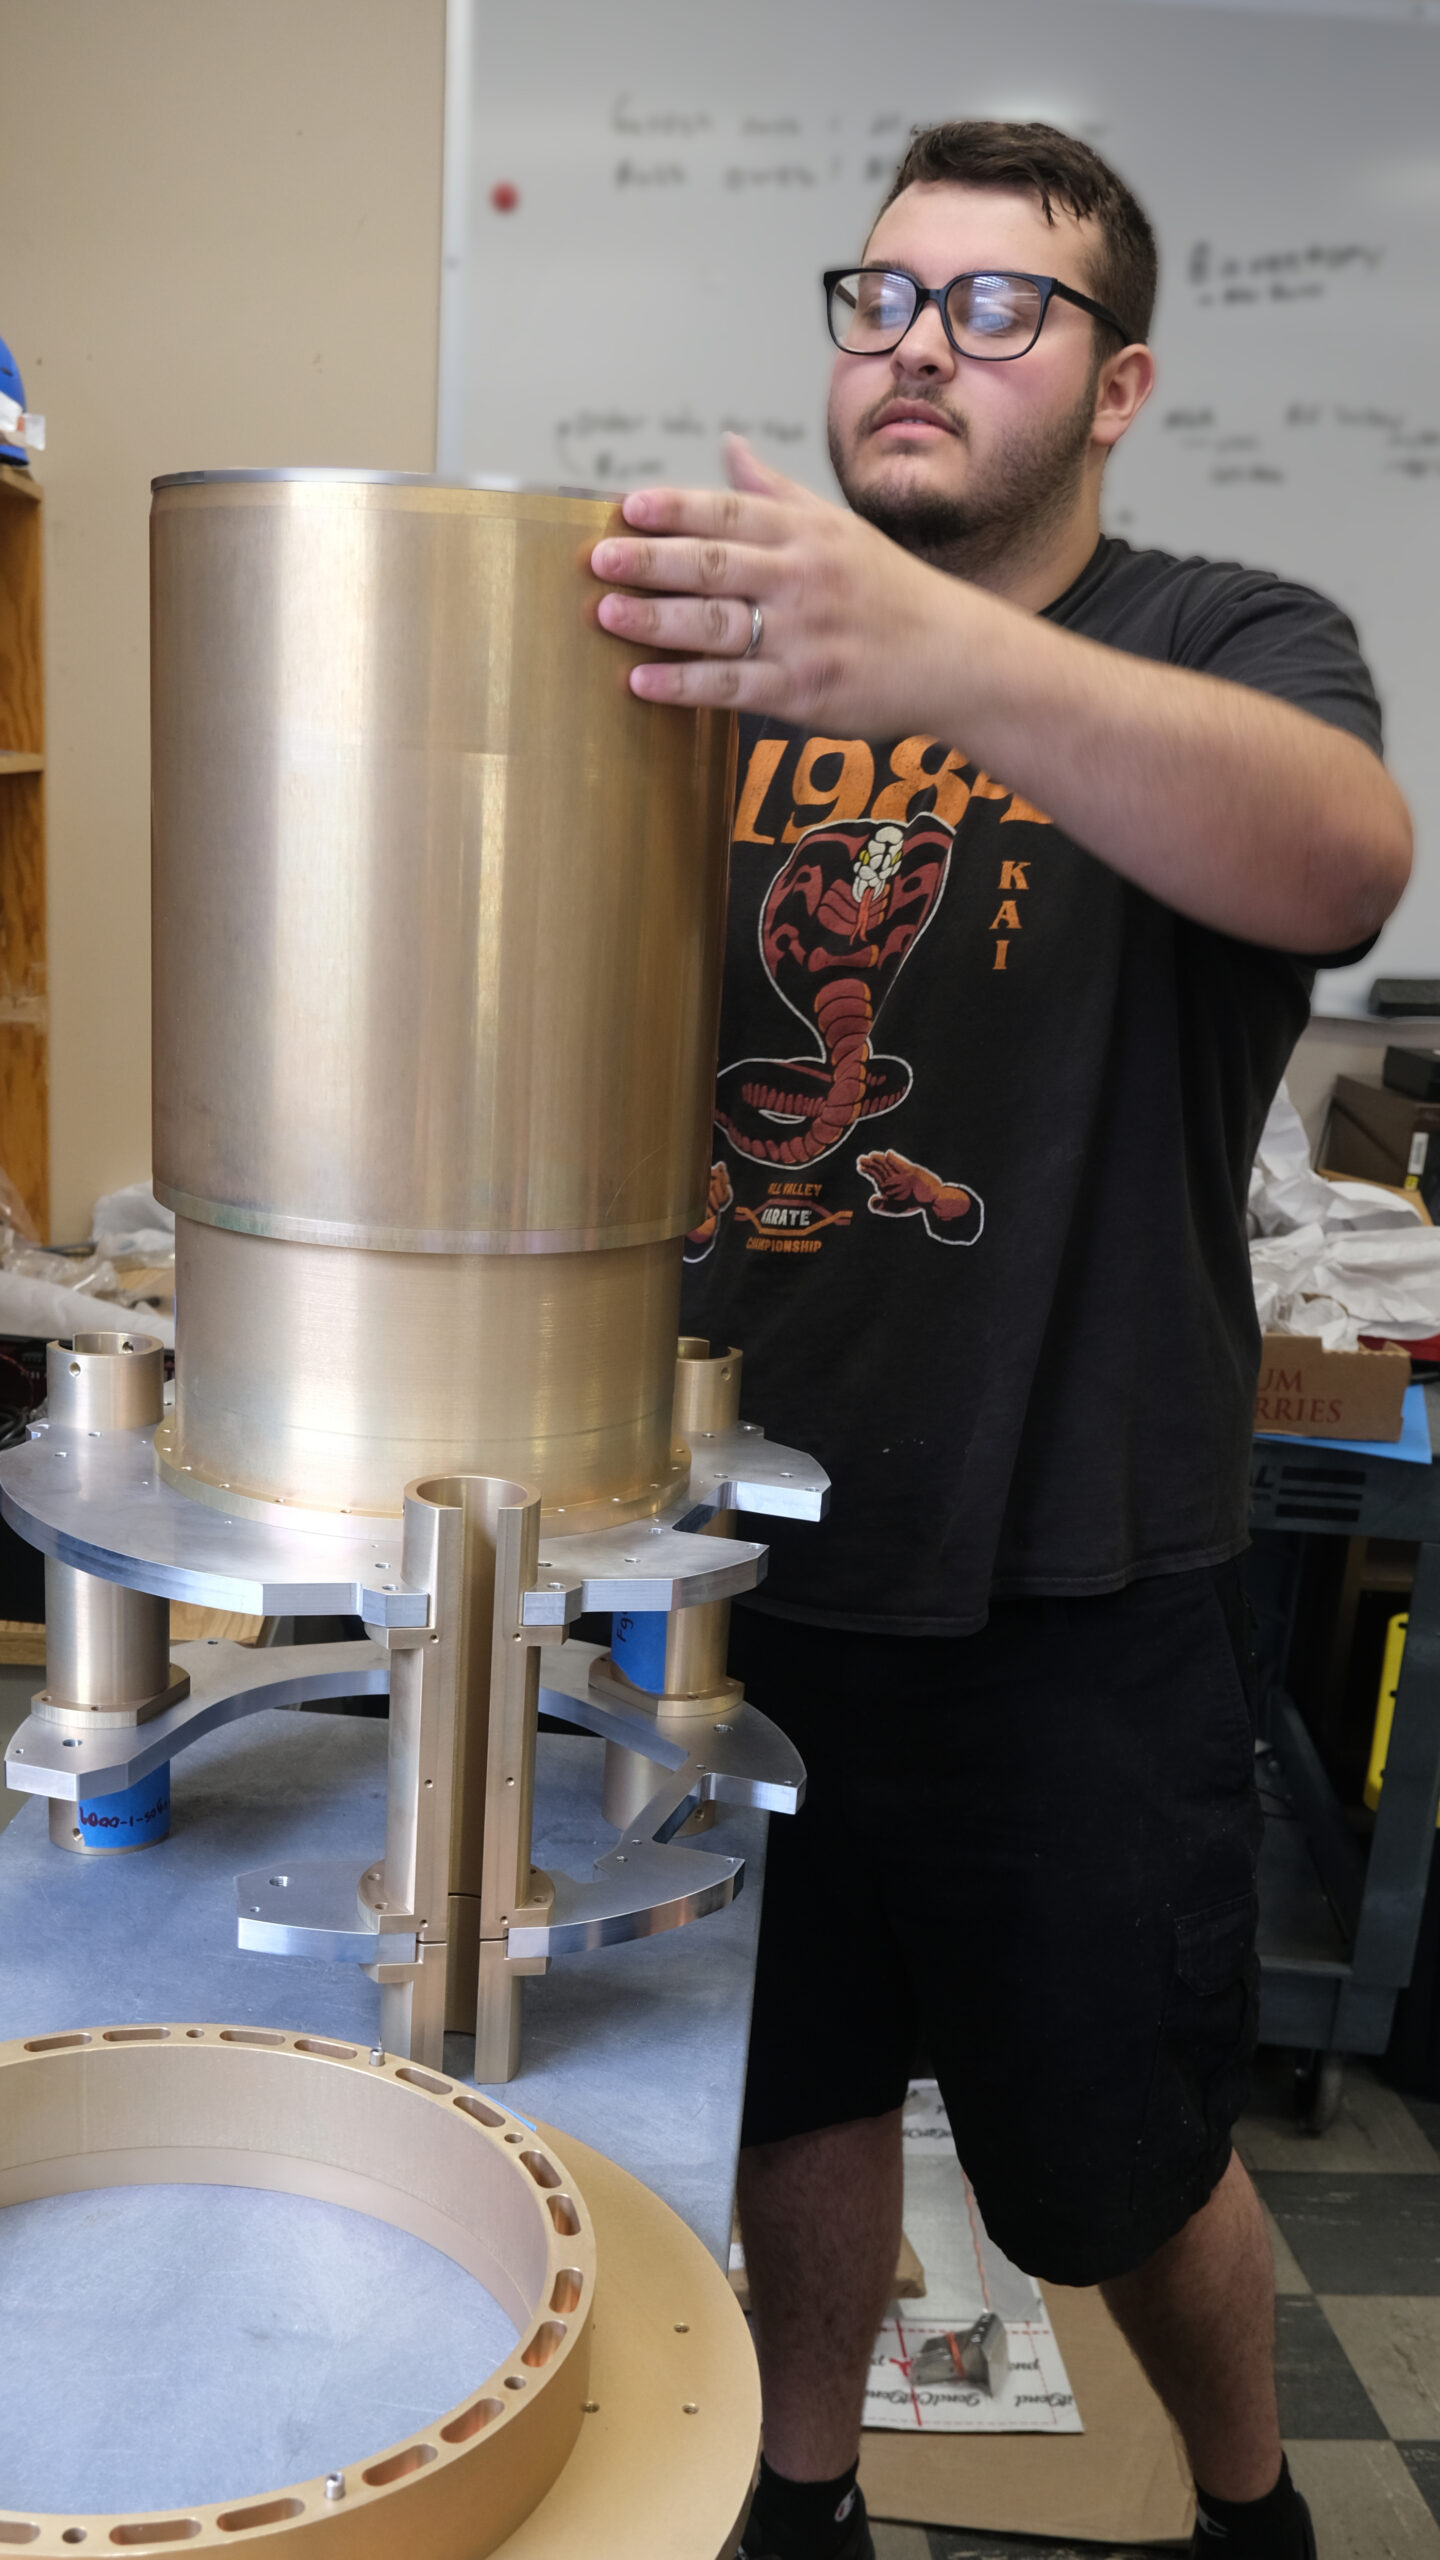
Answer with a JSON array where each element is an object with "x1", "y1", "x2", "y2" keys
[
  {"x1": 1188, "y1": 239, "x2": 1385, "y2": 307},
  {"x1": 555, "y1": 405, "x2": 808, "y2": 487},
  {"x1": 604, "y1": 93, "x2": 931, "y2": 197},
  {"x1": 1154, "y1": 398, "x2": 1440, "y2": 488}
]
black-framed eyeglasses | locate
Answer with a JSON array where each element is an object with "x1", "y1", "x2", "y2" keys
[{"x1": 823, "y1": 266, "x2": 1133, "y2": 362}]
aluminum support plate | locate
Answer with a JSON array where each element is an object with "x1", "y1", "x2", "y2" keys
[
  {"x1": 0, "y1": 1427, "x2": 791, "y2": 1628},
  {"x1": 520, "y1": 1521, "x2": 767, "y2": 1625},
  {"x1": 0, "y1": 1426, "x2": 428, "y2": 1621},
  {"x1": 226, "y1": 1643, "x2": 803, "y2": 1971},
  {"x1": 4, "y1": 1638, "x2": 390, "y2": 1801},
  {"x1": 235, "y1": 1856, "x2": 417, "y2": 1964},
  {"x1": 538, "y1": 1641, "x2": 807, "y2": 1816},
  {"x1": 677, "y1": 1422, "x2": 830, "y2": 1525}
]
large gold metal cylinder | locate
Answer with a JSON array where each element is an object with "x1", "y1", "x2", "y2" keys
[{"x1": 149, "y1": 472, "x2": 735, "y2": 1523}]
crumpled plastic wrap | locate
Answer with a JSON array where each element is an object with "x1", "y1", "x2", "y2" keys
[
  {"x1": 1250, "y1": 1084, "x2": 1440, "y2": 1352},
  {"x1": 0, "y1": 1178, "x2": 175, "y2": 1347},
  {"x1": 0, "y1": 1266, "x2": 174, "y2": 1349},
  {"x1": 92, "y1": 1183, "x2": 174, "y2": 1265}
]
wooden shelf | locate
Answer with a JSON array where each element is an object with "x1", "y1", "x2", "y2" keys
[{"x1": 0, "y1": 472, "x2": 47, "y2": 1237}]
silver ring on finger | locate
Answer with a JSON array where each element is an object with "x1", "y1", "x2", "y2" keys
[{"x1": 742, "y1": 600, "x2": 764, "y2": 659}]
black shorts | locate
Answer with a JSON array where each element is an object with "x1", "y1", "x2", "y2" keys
[{"x1": 732, "y1": 1562, "x2": 1263, "y2": 2288}]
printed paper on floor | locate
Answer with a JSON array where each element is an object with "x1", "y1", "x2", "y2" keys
[{"x1": 863, "y1": 2083, "x2": 1082, "y2": 2434}]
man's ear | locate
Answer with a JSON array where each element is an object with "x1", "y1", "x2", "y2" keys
[{"x1": 1092, "y1": 344, "x2": 1155, "y2": 452}]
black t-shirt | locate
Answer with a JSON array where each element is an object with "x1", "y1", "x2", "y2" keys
[{"x1": 679, "y1": 534, "x2": 1384, "y2": 1635}]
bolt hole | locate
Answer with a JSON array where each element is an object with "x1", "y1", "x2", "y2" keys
[
  {"x1": 683, "y1": 2400, "x2": 699, "y2": 2414},
  {"x1": 674, "y1": 2322, "x2": 689, "y2": 2333},
  {"x1": 68, "y1": 1360, "x2": 80, "y2": 1375},
  {"x1": 504, "y1": 2375, "x2": 526, "y2": 2391}
]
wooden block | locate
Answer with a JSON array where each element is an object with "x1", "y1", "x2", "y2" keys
[
  {"x1": 0, "y1": 1618, "x2": 44, "y2": 1665},
  {"x1": 169, "y1": 1603, "x2": 264, "y2": 1646}
]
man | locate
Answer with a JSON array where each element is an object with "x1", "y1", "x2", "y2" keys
[{"x1": 590, "y1": 122, "x2": 1410, "y2": 2560}]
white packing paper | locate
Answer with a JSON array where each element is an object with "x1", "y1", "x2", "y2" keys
[{"x1": 1249, "y1": 1083, "x2": 1440, "y2": 1350}]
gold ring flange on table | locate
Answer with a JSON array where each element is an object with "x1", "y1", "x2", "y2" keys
[{"x1": 0, "y1": 2026, "x2": 759, "y2": 2558}]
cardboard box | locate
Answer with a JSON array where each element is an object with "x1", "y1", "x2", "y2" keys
[
  {"x1": 860, "y1": 2280, "x2": 1194, "y2": 2546},
  {"x1": 1324, "y1": 1074, "x2": 1440, "y2": 1219},
  {"x1": 1255, "y1": 1334, "x2": 1410, "y2": 1441}
]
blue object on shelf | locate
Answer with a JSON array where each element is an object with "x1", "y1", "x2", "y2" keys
[
  {"x1": 1255, "y1": 1379, "x2": 1433, "y2": 1467},
  {"x1": 0, "y1": 335, "x2": 27, "y2": 464}
]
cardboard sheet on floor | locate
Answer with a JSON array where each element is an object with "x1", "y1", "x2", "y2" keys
[
  {"x1": 860, "y1": 2282, "x2": 1195, "y2": 2545},
  {"x1": 859, "y1": 2086, "x2": 1194, "y2": 2542}
]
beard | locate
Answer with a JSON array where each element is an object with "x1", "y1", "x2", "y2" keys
[{"x1": 828, "y1": 367, "x2": 1101, "y2": 578}]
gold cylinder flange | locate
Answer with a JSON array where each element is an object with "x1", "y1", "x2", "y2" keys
[{"x1": 0, "y1": 2026, "x2": 759, "y2": 2558}]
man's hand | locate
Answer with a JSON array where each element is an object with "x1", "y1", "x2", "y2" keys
[
  {"x1": 590, "y1": 438, "x2": 1411, "y2": 956},
  {"x1": 591, "y1": 435, "x2": 959, "y2": 740}
]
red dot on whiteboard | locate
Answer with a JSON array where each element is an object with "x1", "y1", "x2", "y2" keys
[{"x1": 490, "y1": 181, "x2": 520, "y2": 214}]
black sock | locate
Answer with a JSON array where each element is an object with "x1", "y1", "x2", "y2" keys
[
  {"x1": 742, "y1": 2455, "x2": 863, "y2": 2559},
  {"x1": 1194, "y1": 2454, "x2": 1309, "y2": 2557}
]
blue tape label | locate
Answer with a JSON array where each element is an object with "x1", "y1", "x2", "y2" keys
[
  {"x1": 611, "y1": 1609, "x2": 669, "y2": 1694},
  {"x1": 76, "y1": 1767, "x2": 171, "y2": 1847}
]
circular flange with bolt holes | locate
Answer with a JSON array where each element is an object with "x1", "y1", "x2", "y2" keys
[{"x1": 0, "y1": 2028, "x2": 759, "y2": 2556}]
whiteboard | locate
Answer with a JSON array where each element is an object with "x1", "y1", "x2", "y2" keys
[{"x1": 440, "y1": 0, "x2": 1440, "y2": 1014}]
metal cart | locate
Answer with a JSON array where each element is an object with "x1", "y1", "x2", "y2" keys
[{"x1": 1249, "y1": 1385, "x2": 1440, "y2": 2128}]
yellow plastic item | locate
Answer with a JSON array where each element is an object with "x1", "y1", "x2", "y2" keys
[{"x1": 1365, "y1": 1612, "x2": 1430, "y2": 1816}]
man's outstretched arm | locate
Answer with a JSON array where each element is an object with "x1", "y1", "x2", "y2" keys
[{"x1": 591, "y1": 440, "x2": 1411, "y2": 957}]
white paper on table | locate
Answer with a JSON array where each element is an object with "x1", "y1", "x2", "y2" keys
[{"x1": 862, "y1": 2083, "x2": 1081, "y2": 2435}]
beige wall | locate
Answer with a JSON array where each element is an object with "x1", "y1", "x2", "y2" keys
[{"x1": 0, "y1": 0, "x2": 445, "y2": 1236}]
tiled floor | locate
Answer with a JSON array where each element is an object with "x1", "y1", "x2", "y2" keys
[{"x1": 870, "y1": 2052, "x2": 1440, "y2": 2556}]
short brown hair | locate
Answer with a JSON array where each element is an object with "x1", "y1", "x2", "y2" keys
[{"x1": 876, "y1": 121, "x2": 1157, "y2": 346}]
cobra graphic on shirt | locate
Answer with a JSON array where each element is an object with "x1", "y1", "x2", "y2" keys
[
  {"x1": 685, "y1": 723, "x2": 1056, "y2": 1261},
  {"x1": 715, "y1": 811, "x2": 951, "y2": 1167}
]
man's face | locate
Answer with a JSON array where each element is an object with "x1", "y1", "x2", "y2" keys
[{"x1": 826, "y1": 180, "x2": 1119, "y2": 565}]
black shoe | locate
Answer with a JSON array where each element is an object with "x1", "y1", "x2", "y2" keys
[
  {"x1": 737, "y1": 2481, "x2": 876, "y2": 2560},
  {"x1": 1191, "y1": 2485, "x2": 1316, "y2": 2556}
]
